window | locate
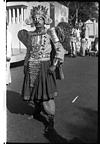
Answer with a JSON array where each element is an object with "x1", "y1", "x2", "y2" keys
[
  {"x1": 7, "y1": 6, "x2": 26, "y2": 25},
  {"x1": 15, "y1": 8, "x2": 17, "y2": 23}
]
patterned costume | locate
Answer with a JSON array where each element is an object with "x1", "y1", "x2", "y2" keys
[
  {"x1": 18, "y1": 28, "x2": 64, "y2": 101},
  {"x1": 18, "y1": 5, "x2": 65, "y2": 132}
]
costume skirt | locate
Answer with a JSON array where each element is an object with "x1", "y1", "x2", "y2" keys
[{"x1": 21, "y1": 60, "x2": 57, "y2": 103}]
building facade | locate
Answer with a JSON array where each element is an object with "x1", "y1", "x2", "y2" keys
[{"x1": 85, "y1": 19, "x2": 98, "y2": 42}]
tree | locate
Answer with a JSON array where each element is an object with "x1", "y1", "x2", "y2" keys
[
  {"x1": 59, "y1": 1, "x2": 99, "y2": 24},
  {"x1": 77, "y1": 2, "x2": 99, "y2": 21}
]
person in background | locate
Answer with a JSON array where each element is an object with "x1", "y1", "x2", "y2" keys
[
  {"x1": 70, "y1": 26, "x2": 77, "y2": 57},
  {"x1": 85, "y1": 38, "x2": 91, "y2": 56},
  {"x1": 18, "y1": 5, "x2": 65, "y2": 133},
  {"x1": 88, "y1": 37, "x2": 98, "y2": 56},
  {"x1": 78, "y1": 19, "x2": 83, "y2": 30},
  {"x1": 6, "y1": 26, "x2": 12, "y2": 85},
  {"x1": 75, "y1": 24, "x2": 81, "y2": 56},
  {"x1": 80, "y1": 22, "x2": 86, "y2": 56},
  {"x1": 94, "y1": 37, "x2": 98, "y2": 56}
]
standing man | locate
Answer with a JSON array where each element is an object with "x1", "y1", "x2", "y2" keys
[
  {"x1": 80, "y1": 22, "x2": 86, "y2": 56},
  {"x1": 70, "y1": 26, "x2": 77, "y2": 57},
  {"x1": 75, "y1": 25, "x2": 81, "y2": 55},
  {"x1": 18, "y1": 5, "x2": 65, "y2": 132}
]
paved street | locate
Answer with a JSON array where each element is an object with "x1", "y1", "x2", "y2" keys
[{"x1": 7, "y1": 56, "x2": 98, "y2": 143}]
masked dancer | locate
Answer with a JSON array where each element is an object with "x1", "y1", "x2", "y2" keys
[{"x1": 18, "y1": 5, "x2": 65, "y2": 132}]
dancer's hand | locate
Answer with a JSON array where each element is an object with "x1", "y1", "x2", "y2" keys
[{"x1": 49, "y1": 65, "x2": 56, "y2": 74}]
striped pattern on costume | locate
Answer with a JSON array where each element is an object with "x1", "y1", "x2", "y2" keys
[{"x1": 29, "y1": 60, "x2": 41, "y2": 87}]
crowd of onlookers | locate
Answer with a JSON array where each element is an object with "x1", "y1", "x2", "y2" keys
[{"x1": 66, "y1": 22, "x2": 98, "y2": 57}]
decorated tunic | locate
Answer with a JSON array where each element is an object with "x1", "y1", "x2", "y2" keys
[{"x1": 18, "y1": 28, "x2": 65, "y2": 87}]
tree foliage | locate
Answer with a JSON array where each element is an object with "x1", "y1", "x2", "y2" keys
[{"x1": 59, "y1": 1, "x2": 99, "y2": 23}]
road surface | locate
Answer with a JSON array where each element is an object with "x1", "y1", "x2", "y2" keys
[{"x1": 7, "y1": 56, "x2": 98, "y2": 143}]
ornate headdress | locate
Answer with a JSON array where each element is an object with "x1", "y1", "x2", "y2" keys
[
  {"x1": 31, "y1": 5, "x2": 48, "y2": 19},
  {"x1": 25, "y1": 5, "x2": 52, "y2": 25}
]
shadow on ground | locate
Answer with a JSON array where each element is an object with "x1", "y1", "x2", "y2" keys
[
  {"x1": 7, "y1": 91, "x2": 97, "y2": 143},
  {"x1": 43, "y1": 128, "x2": 86, "y2": 144},
  {"x1": 10, "y1": 60, "x2": 24, "y2": 68},
  {"x1": 6, "y1": 90, "x2": 33, "y2": 115},
  {"x1": 66, "y1": 106, "x2": 98, "y2": 144},
  {"x1": 7, "y1": 90, "x2": 48, "y2": 125},
  {"x1": 44, "y1": 128, "x2": 68, "y2": 143}
]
